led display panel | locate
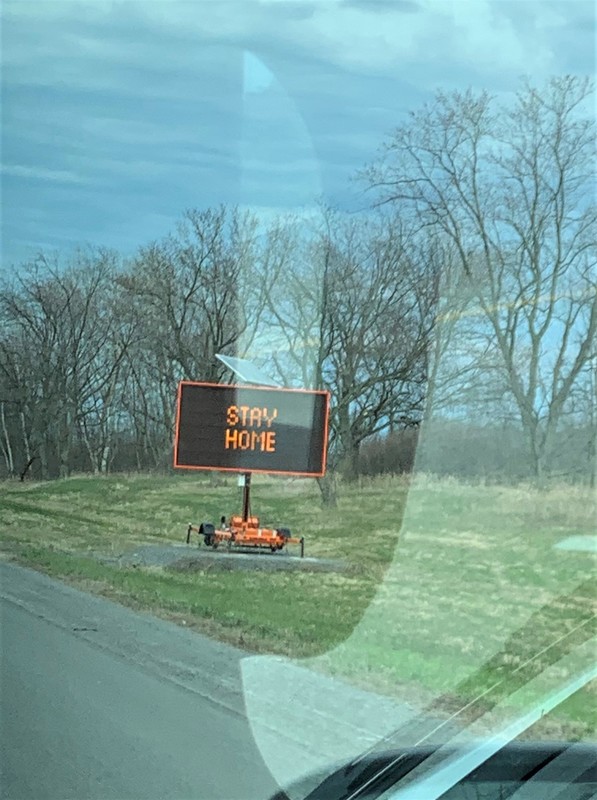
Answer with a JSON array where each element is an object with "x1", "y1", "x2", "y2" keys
[{"x1": 174, "y1": 381, "x2": 329, "y2": 476}]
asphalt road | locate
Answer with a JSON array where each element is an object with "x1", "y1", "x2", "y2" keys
[
  {"x1": 0, "y1": 562, "x2": 280, "y2": 800},
  {"x1": 0, "y1": 562, "x2": 419, "y2": 800}
]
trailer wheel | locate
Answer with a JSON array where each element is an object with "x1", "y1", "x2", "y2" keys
[{"x1": 199, "y1": 522, "x2": 215, "y2": 536}]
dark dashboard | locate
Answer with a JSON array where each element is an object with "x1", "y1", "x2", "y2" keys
[{"x1": 269, "y1": 741, "x2": 597, "y2": 800}]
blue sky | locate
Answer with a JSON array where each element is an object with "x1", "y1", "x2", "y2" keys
[{"x1": 1, "y1": 0, "x2": 594, "y2": 268}]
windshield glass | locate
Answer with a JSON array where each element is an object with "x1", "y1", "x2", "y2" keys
[{"x1": 1, "y1": 2, "x2": 595, "y2": 799}]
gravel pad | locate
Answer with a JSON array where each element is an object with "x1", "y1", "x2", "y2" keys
[{"x1": 96, "y1": 544, "x2": 347, "y2": 573}]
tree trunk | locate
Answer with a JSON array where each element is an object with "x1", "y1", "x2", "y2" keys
[
  {"x1": 100, "y1": 444, "x2": 111, "y2": 474},
  {"x1": 81, "y1": 421, "x2": 100, "y2": 474},
  {"x1": 20, "y1": 457, "x2": 36, "y2": 482},
  {"x1": 0, "y1": 402, "x2": 14, "y2": 476},
  {"x1": 341, "y1": 440, "x2": 361, "y2": 483},
  {"x1": 59, "y1": 408, "x2": 73, "y2": 479},
  {"x1": 20, "y1": 410, "x2": 31, "y2": 463},
  {"x1": 38, "y1": 439, "x2": 49, "y2": 480},
  {"x1": 317, "y1": 472, "x2": 338, "y2": 508},
  {"x1": 520, "y1": 411, "x2": 546, "y2": 484},
  {"x1": 588, "y1": 432, "x2": 596, "y2": 490}
]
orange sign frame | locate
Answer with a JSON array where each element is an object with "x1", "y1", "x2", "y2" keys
[{"x1": 173, "y1": 381, "x2": 330, "y2": 477}]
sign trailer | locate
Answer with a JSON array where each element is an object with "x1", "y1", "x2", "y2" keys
[{"x1": 174, "y1": 377, "x2": 330, "y2": 557}]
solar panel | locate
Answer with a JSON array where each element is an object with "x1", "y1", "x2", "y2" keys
[{"x1": 215, "y1": 354, "x2": 280, "y2": 387}]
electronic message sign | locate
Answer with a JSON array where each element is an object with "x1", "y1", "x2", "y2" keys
[{"x1": 174, "y1": 381, "x2": 329, "y2": 477}]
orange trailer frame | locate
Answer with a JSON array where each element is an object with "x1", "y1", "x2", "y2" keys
[
  {"x1": 186, "y1": 516, "x2": 305, "y2": 557},
  {"x1": 186, "y1": 470, "x2": 305, "y2": 556}
]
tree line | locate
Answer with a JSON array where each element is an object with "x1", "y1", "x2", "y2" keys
[{"x1": 1, "y1": 76, "x2": 595, "y2": 496}]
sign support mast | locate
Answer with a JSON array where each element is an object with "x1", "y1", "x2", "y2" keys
[{"x1": 242, "y1": 471, "x2": 251, "y2": 522}]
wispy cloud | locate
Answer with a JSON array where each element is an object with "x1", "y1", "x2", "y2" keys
[
  {"x1": 1, "y1": 0, "x2": 593, "y2": 267},
  {"x1": 1, "y1": 164, "x2": 83, "y2": 184}
]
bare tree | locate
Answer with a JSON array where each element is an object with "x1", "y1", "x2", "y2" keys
[
  {"x1": 321, "y1": 212, "x2": 437, "y2": 480},
  {"x1": 0, "y1": 249, "x2": 122, "y2": 478},
  {"x1": 75, "y1": 280, "x2": 138, "y2": 474},
  {"x1": 252, "y1": 213, "x2": 347, "y2": 504},
  {"x1": 256, "y1": 210, "x2": 437, "y2": 489},
  {"x1": 253, "y1": 215, "x2": 325, "y2": 389},
  {"x1": 365, "y1": 76, "x2": 596, "y2": 479},
  {"x1": 115, "y1": 205, "x2": 266, "y2": 468}
]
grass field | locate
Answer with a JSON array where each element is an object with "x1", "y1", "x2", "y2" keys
[{"x1": 1, "y1": 472, "x2": 595, "y2": 738}]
